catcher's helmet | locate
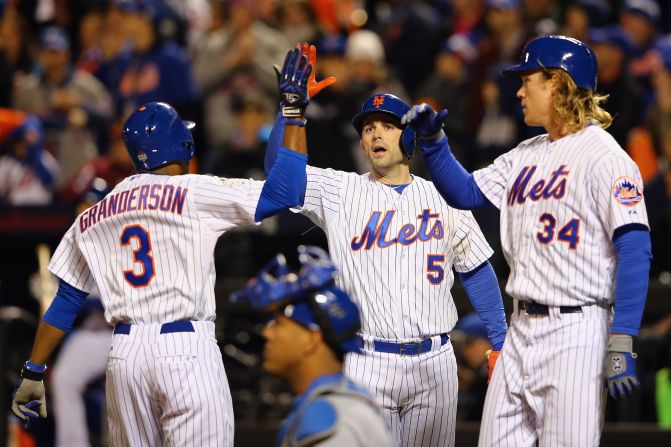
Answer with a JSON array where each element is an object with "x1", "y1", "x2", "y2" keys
[
  {"x1": 122, "y1": 102, "x2": 195, "y2": 172},
  {"x1": 231, "y1": 246, "x2": 362, "y2": 354},
  {"x1": 502, "y1": 35, "x2": 598, "y2": 91},
  {"x1": 352, "y1": 93, "x2": 417, "y2": 158}
]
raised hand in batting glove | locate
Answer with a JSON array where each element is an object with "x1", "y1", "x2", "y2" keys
[
  {"x1": 401, "y1": 103, "x2": 449, "y2": 140},
  {"x1": 274, "y1": 47, "x2": 312, "y2": 119},
  {"x1": 605, "y1": 334, "x2": 640, "y2": 399},
  {"x1": 298, "y1": 43, "x2": 336, "y2": 98},
  {"x1": 12, "y1": 361, "x2": 47, "y2": 426}
]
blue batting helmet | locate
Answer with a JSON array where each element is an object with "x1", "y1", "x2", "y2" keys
[
  {"x1": 122, "y1": 102, "x2": 195, "y2": 172},
  {"x1": 352, "y1": 93, "x2": 417, "y2": 158},
  {"x1": 502, "y1": 35, "x2": 598, "y2": 91},
  {"x1": 231, "y1": 246, "x2": 362, "y2": 354}
]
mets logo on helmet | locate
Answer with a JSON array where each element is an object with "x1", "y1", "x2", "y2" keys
[
  {"x1": 373, "y1": 96, "x2": 385, "y2": 108},
  {"x1": 612, "y1": 176, "x2": 642, "y2": 207}
]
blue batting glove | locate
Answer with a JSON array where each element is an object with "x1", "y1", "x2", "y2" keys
[
  {"x1": 604, "y1": 334, "x2": 640, "y2": 399},
  {"x1": 273, "y1": 47, "x2": 312, "y2": 119},
  {"x1": 401, "y1": 104, "x2": 448, "y2": 139}
]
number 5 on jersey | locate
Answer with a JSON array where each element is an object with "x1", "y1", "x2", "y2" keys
[{"x1": 121, "y1": 224, "x2": 156, "y2": 287}]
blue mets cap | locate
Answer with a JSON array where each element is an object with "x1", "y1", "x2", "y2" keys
[
  {"x1": 231, "y1": 246, "x2": 362, "y2": 354},
  {"x1": 39, "y1": 26, "x2": 70, "y2": 51}
]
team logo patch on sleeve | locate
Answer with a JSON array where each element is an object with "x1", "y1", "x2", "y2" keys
[{"x1": 612, "y1": 177, "x2": 642, "y2": 207}]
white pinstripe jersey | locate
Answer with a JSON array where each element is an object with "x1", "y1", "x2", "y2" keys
[
  {"x1": 48, "y1": 173, "x2": 263, "y2": 324},
  {"x1": 473, "y1": 125, "x2": 649, "y2": 307},
  {"x1": 299, "y1": 166, "x2": 493, "y2": 341}
]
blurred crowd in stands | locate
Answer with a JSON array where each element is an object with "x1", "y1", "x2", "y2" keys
[{"x1": 1, "y1": 0, "x2": 671, "y2": 438}]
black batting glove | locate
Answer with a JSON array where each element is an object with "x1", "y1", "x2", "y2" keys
[{"x1": 274, "y1": 47, "x2": 312, "y2": 119}]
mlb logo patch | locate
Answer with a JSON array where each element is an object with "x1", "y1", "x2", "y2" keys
[{"x1": 612, "y1": 177, "x2": 642, "y2": 207}]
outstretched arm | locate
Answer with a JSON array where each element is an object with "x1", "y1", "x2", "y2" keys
[
  {"x1": 402, "y1": 104, "x2": 491, "y2": 209},
  {"x1": 257, "y1": 45, "x2": 324, "y2": 221},
  {"x1": 264, "y1": 43, "x2": 336, "y2": 174}
]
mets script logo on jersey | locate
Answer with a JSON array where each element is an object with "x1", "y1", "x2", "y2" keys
[
  {"x1": 351, "y1": 209, "x2": 443, "y2": 250},
  {"x1": 508, "y1": 164, "x2": 569, "y2": 206},
  {"x1": 373, "y1": 96, "x2": 385, "y2": 108},
  {"x1": 612, "y1": 176, "x2": 642, "y2": 207}
]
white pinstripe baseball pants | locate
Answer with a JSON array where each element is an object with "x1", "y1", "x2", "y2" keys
[
  {"x1": 105, "y1": 321, "x2": 234, "y2": 447},
  {"x1": 479, "y1": 302, "x2": 610, "y2": 447},
  {"x1": 345, "y1": 341, "x2": 458, "y2": 447}
]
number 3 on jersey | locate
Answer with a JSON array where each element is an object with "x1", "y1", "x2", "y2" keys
[
  {"x1": 120, "y1": 224, "x2": 155, "y2": 287},
  {"x1": 537, "y1": 213, "x2": 580, "y2": 249}
]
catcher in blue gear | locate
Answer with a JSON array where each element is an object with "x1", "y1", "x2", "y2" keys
[{"x1": 231, "y1": 246, "x2": 395, "y2": 446}]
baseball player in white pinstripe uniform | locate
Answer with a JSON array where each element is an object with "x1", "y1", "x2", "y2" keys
[
  {"x1": 265, "y1": 44, "x2": 508, "y2": 447},
  {"x1": 11, "y1": 46, "x2": 314, "y2": 447},
  {"x1": 404, "y1": 35, "x2": 652, "y2": 446}
]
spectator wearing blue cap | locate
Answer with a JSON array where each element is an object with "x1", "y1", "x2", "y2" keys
[
  {"x1": 561, "y1": 0, "x2": 612, "y2": 42},
  {"x1": 589, "y1": 25, "x2": 643, "y2": 147},
  {"x1": 12, "y1": 25, "x2": 113, "y2": 185},
  {"x1": 620, "y1": 0, "x2": 660, "y2": 80},
  {"x1": 114, "y1": 1, "x2": 200, "y2": 120},
  {"x1": 231, "y1": 246, "x2": 394, "y2": 447},
  {"x1": 0, "y1": 110, "x2": 61, "y2": 205}
]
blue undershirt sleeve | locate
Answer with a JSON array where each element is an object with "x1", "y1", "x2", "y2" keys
[
  {"x1": 611, "y1": 225, "x2": 652, "y2": 336},
  {"x1": 255, "y1": 147, "x2": 307, "y2": 221},
  {"x1": 42, "y1": 280, "x2": 89, "y2": 332},
  {"x1": 264, "y1": 112, "x2": 284, "y2": 175},
  {"x1": 420, "y1": 135, "x2": 491, "y2": 209},
  {"x1": 458, "y1": 261, "x2": 507, "y2": 350}
]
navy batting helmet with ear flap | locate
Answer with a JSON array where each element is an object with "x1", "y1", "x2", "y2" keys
[
  {"x1": 352, "y1": 93, "x2": 417, "y2": 158},
  {"x1": 123, "y1": 102, "x2": 195, "y2": 172},
  {"x1": 502, "y1": 35, "x2": 598, "y2": 91}
]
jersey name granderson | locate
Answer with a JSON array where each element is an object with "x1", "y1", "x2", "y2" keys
[{"x1": 80, "y1": 183, "x2": 188, "y2": 233}]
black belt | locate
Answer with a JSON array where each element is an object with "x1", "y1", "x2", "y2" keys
[
  {"x1": 518, "y1": 301, "x2": 582, "y2": 315},
  {"x1": 357, "y1": 334, "x2": 449, "y2": 356},
  {"x1": 113, "y1": 321, "x2": 195, "y2": 335}
]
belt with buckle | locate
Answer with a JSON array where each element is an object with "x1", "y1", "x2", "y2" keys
[
  {"x1": 518, "y1": 301, "x2": 582, "y2": 315},
  {"x1": 113, "y1": 320, "x2": 195, "y2": 335},
  {"x1": 358, "y1": 334, "x2": 449, "y2": 356}
]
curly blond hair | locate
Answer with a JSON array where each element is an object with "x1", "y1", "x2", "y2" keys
[{"x1": 543, "y1": 69, "x2": 612, "y2": 133}]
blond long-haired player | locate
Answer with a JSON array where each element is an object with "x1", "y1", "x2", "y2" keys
[{"x1": 403, "y1": 35, "x2": 652, "y2": 446}]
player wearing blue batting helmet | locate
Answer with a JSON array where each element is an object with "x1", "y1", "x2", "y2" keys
[
  {"x1": 502, "y1": 35, "x2": 598, "y2": 91},
  {"x1": 122, "y1": 102, "x2": 195, "y2": 172}
]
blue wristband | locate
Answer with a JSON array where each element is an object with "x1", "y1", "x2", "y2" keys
[
  {"x1": 285, "y1": 118, "x2": 307, "y2": 127},
  {"x1": 25, "y1": 361, "x2": 47, "y2": 373}
]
